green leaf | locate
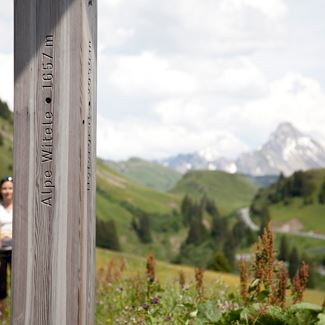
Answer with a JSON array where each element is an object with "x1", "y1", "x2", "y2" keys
[
  {"x1": 198, "y1": 301, "x2": 222, "y2": 323},
  {"x1": 242, "y1": 304, "x2": 286, "y2": 325},
  {"x1": 248, "y1": 279, "x2": 260, "y2": 292},
  {"x1": 285, "y1": 305, "x2": 322, "y2": 325},
  {"x1": 222, "y1": 309, "x2": 242, "y2": 324},
  {"x1": 256, "y1": 290, "x2": 269, "y2": 301},
  {"x1": 289, "y1": 303, "x2": 323, "y2": 313},
  {"x1": 190, "y1": 309, "x2": 198, "y2": 318},
  {"x1": 317, "y1": 313, "x2": 325, "y2": 325},
  {"x1": 240, "y1": 308, "x2": 250, "y2": 323}
]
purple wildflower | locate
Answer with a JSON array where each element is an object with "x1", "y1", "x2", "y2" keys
[{"x1": 151, "y1": 296, "x2": 159, "y2": 305}]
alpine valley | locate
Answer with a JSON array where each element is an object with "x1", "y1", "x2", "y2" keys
[{"x1": 1, "y1": 98, "x2": 325, "y2": 296}]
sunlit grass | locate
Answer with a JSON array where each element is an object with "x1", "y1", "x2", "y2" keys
[{"x1": 96, "y1": 248, "x2": 324, "y2": 305}]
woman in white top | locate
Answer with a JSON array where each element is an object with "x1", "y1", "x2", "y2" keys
[{"x1": 0, "y1": 176, "x2": 13, "y2": 319}]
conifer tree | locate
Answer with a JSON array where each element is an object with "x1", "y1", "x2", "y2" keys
[
  {"x1": 318, "y1": 181, "x2": 325, "y2": 204},
  {"x1": 278, "y1": 235, "x2": 289, "y2": 262},
  {"x1": 283, "y1": 179, "x2": 292, "y2": 203},
  {"x1": 131, "y1": 212, "x2": 152, "y2": 243},
  {"x1": 181, "y1": 195, "x2": 193, "y2": 225},
  {"x1": 245, "y1": 227, "x2": 257, "y2": 246},
  {"x1": 205, "y1": 198, "x2": 219, "y2": 217},
  {"x1": 96, "y1": 219, "x2": 121, "y2": 251},
  {"x1": 207, "y1": 251, "x2": 231, "y2": 273},
  {"x1": 259, "y1": 206, "x2": 270, "y2": 236},
  {"x1": 0, "y1": 99, "x2": 12, "y2": 122},
  {"x1": 185, "y1": 218, "x2": 207, "y2": 245},
  {"x1": 291, "y1": 171, "x2": 304, "y2": 196},
  {"x1": 211, "y1": 214, "x2": 226, "y2": 242},
  {"x1": 181, "y1": 196, "x2": 204, "y2": 226},
  {"x1": 289, "y1": 247, "x2": 300, "y2": 279},
  {"x1": 223, "y1": 233, "x2": 236, "y2": 269},
  {"x1": 232, "y1": 220, "x2": 246, "y2": 246},
  {"x1": 278, "y1": 172, "x2": 285, "y2": 183},
  {"x1": 273, "y1": 172, "x2": 286, "y2": 202}
]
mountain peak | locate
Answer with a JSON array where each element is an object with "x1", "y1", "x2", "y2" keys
[{"x1": 273, "y1": 122, "x2": 302, "y2": 137}]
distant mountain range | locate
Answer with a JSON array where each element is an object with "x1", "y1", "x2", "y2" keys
[{"x1": 160, "y1": 122, "x2": 325, "y2": 176}]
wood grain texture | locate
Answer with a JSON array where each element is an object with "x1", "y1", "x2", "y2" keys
[{"x1": 12, "y1": 1, "x2": 97, "y2": 324}]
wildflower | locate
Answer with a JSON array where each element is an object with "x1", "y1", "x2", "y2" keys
[
  {"x1": 265, "y1": 224, "x2": 275, "y2": 287},
  {"x1": 106, "y1": 260, "x2": 115, "y2": 283},
  {"x1": 253, "y1": 223, "x2": 275, "y2": 296},
  {"x1": 146, "y1": 254, "x2": 156, "y2": 284},
  {"x1": 164, "y1": 316, "x2": 172, "y2": 322},
  {"x1": 119, "y1": 259, "x2": 126, "y2": 273},
  {"x1": 195, "y1": 268, "x2": 204, "y2": 300},
  {"x1": 274, "y1": 261, "x2": 288, "y2": 308},
  {"x1": 179, "y1": 271, "x2": 186, "y2": 290},
  {"x1": 239, "y1": 258, "x2": 249, "y2": 304},
  {"x1": 292, "y1": 261, "x2": 309, "y2": 304},
  {"x1": 142, "y1": 303, "x2": 149, "y2": 310},
  {"x1": 151, "y1": 296, "x2": 159, "y2": 305},
  {"x1": 254, "y1": 238, "x2": 264, "y2": 288},
  {"x1": 260, "y1": 223, "x2": 275, "y2": 290}
]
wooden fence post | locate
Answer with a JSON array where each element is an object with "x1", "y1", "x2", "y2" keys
[{"x1": 12, "y1": 0, "x2": 97, "y2": 324}]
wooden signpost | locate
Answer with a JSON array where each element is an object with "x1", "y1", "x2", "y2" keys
[{"x1": 12, "y1": 0, "x2": 97, "y2": 324}]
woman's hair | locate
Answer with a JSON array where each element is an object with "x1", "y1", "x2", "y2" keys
[
  {"x1": 0, "y1": 176, "x2": 13, "y2": 201},
  {"x1": 0, "y1": 176, "x2": 13, "y2": 188}
]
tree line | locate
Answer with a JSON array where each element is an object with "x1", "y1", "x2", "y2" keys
[
  {"x1": 278, "y1": 235, "x2": 316, "y2": 288},
  {"x1": 260, "y1": 170, "x2": 325, "y2": 206}
]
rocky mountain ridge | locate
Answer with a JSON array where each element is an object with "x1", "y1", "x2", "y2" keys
[{"x1": 160, "y1": 122, "x2": 325, "y2": 176}]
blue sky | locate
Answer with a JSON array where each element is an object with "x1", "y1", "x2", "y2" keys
[{"x1": 1, "y1": 0, "x2": 325, "y2": 160}]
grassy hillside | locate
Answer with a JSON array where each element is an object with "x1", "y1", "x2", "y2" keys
[
  {"x1": 0, "y1": 110, "x2": 14, "y2": 178},
  {"x1": 252, "y1": 169, "x2": 325, "y2": 233},
  {"x1": 97, "y1": 159, "x2": 179, "y2": 214},
  {"x1": 270, "y1": 203, "x2": 325, "y2": 233},
  {"x1": 106, "y1": 157, "x2": 182, "y2": 192},
  {"x1": 170, "y1": 170, "x2": 257, "y2": 215},
  {"x1": 96, "y1": 248, "x2": 239, "y2": 288},
  {"x1": 96, "y1": 159, "x2": 184, "y2": 260},
  {"x1": 96, "y1": 248, "x2": 325, "y2": 306}
]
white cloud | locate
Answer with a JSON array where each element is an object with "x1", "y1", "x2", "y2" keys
[
  {"x1": 200, "y1": 133, "x2": 250, "y2": 159},
  {"x1": 98, "y1": 0, "x2": 287, "y2": 56},
  {"x1": 99, "y1": 72, "x2": 325, "y2": 160},
  {"x1": 0, "y1": 2, "x2": 13, "y2": 108},
  {"x1": 0, "y1": 53, "x2": 13, "y2": 109},
  {"x1": 215, "y1": 58, "x2": 267, "y2": 95},
  {"x1": 224, "y1": 73, "x2": 325, "y2": 146},
  {"x1": 106, "y1": 52, "x2": 267, "y2": 99},
  {"x1": 0, "y1": 2, "x2": 13, "y2": 53},
  {"x1": 107, "y1": 52, "x2": 198, "y2": 96},
  {"x1": 231, "y1": 0, "x2": 287, "y2": 19},
  {"x1": 154, "y1": 98, "x2": 210, "y2": 130},
  {"x1": 97, "y1": 113, "x2": 249, "y2": 160}
]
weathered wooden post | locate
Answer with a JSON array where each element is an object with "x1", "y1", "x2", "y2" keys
[{"x1": 12, "y1": 0, "x2": 97, "y2": 324}]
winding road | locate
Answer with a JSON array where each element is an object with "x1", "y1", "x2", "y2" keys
[{"x1": 237, "y1": 208, "x2": 259, "y2": 231}]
